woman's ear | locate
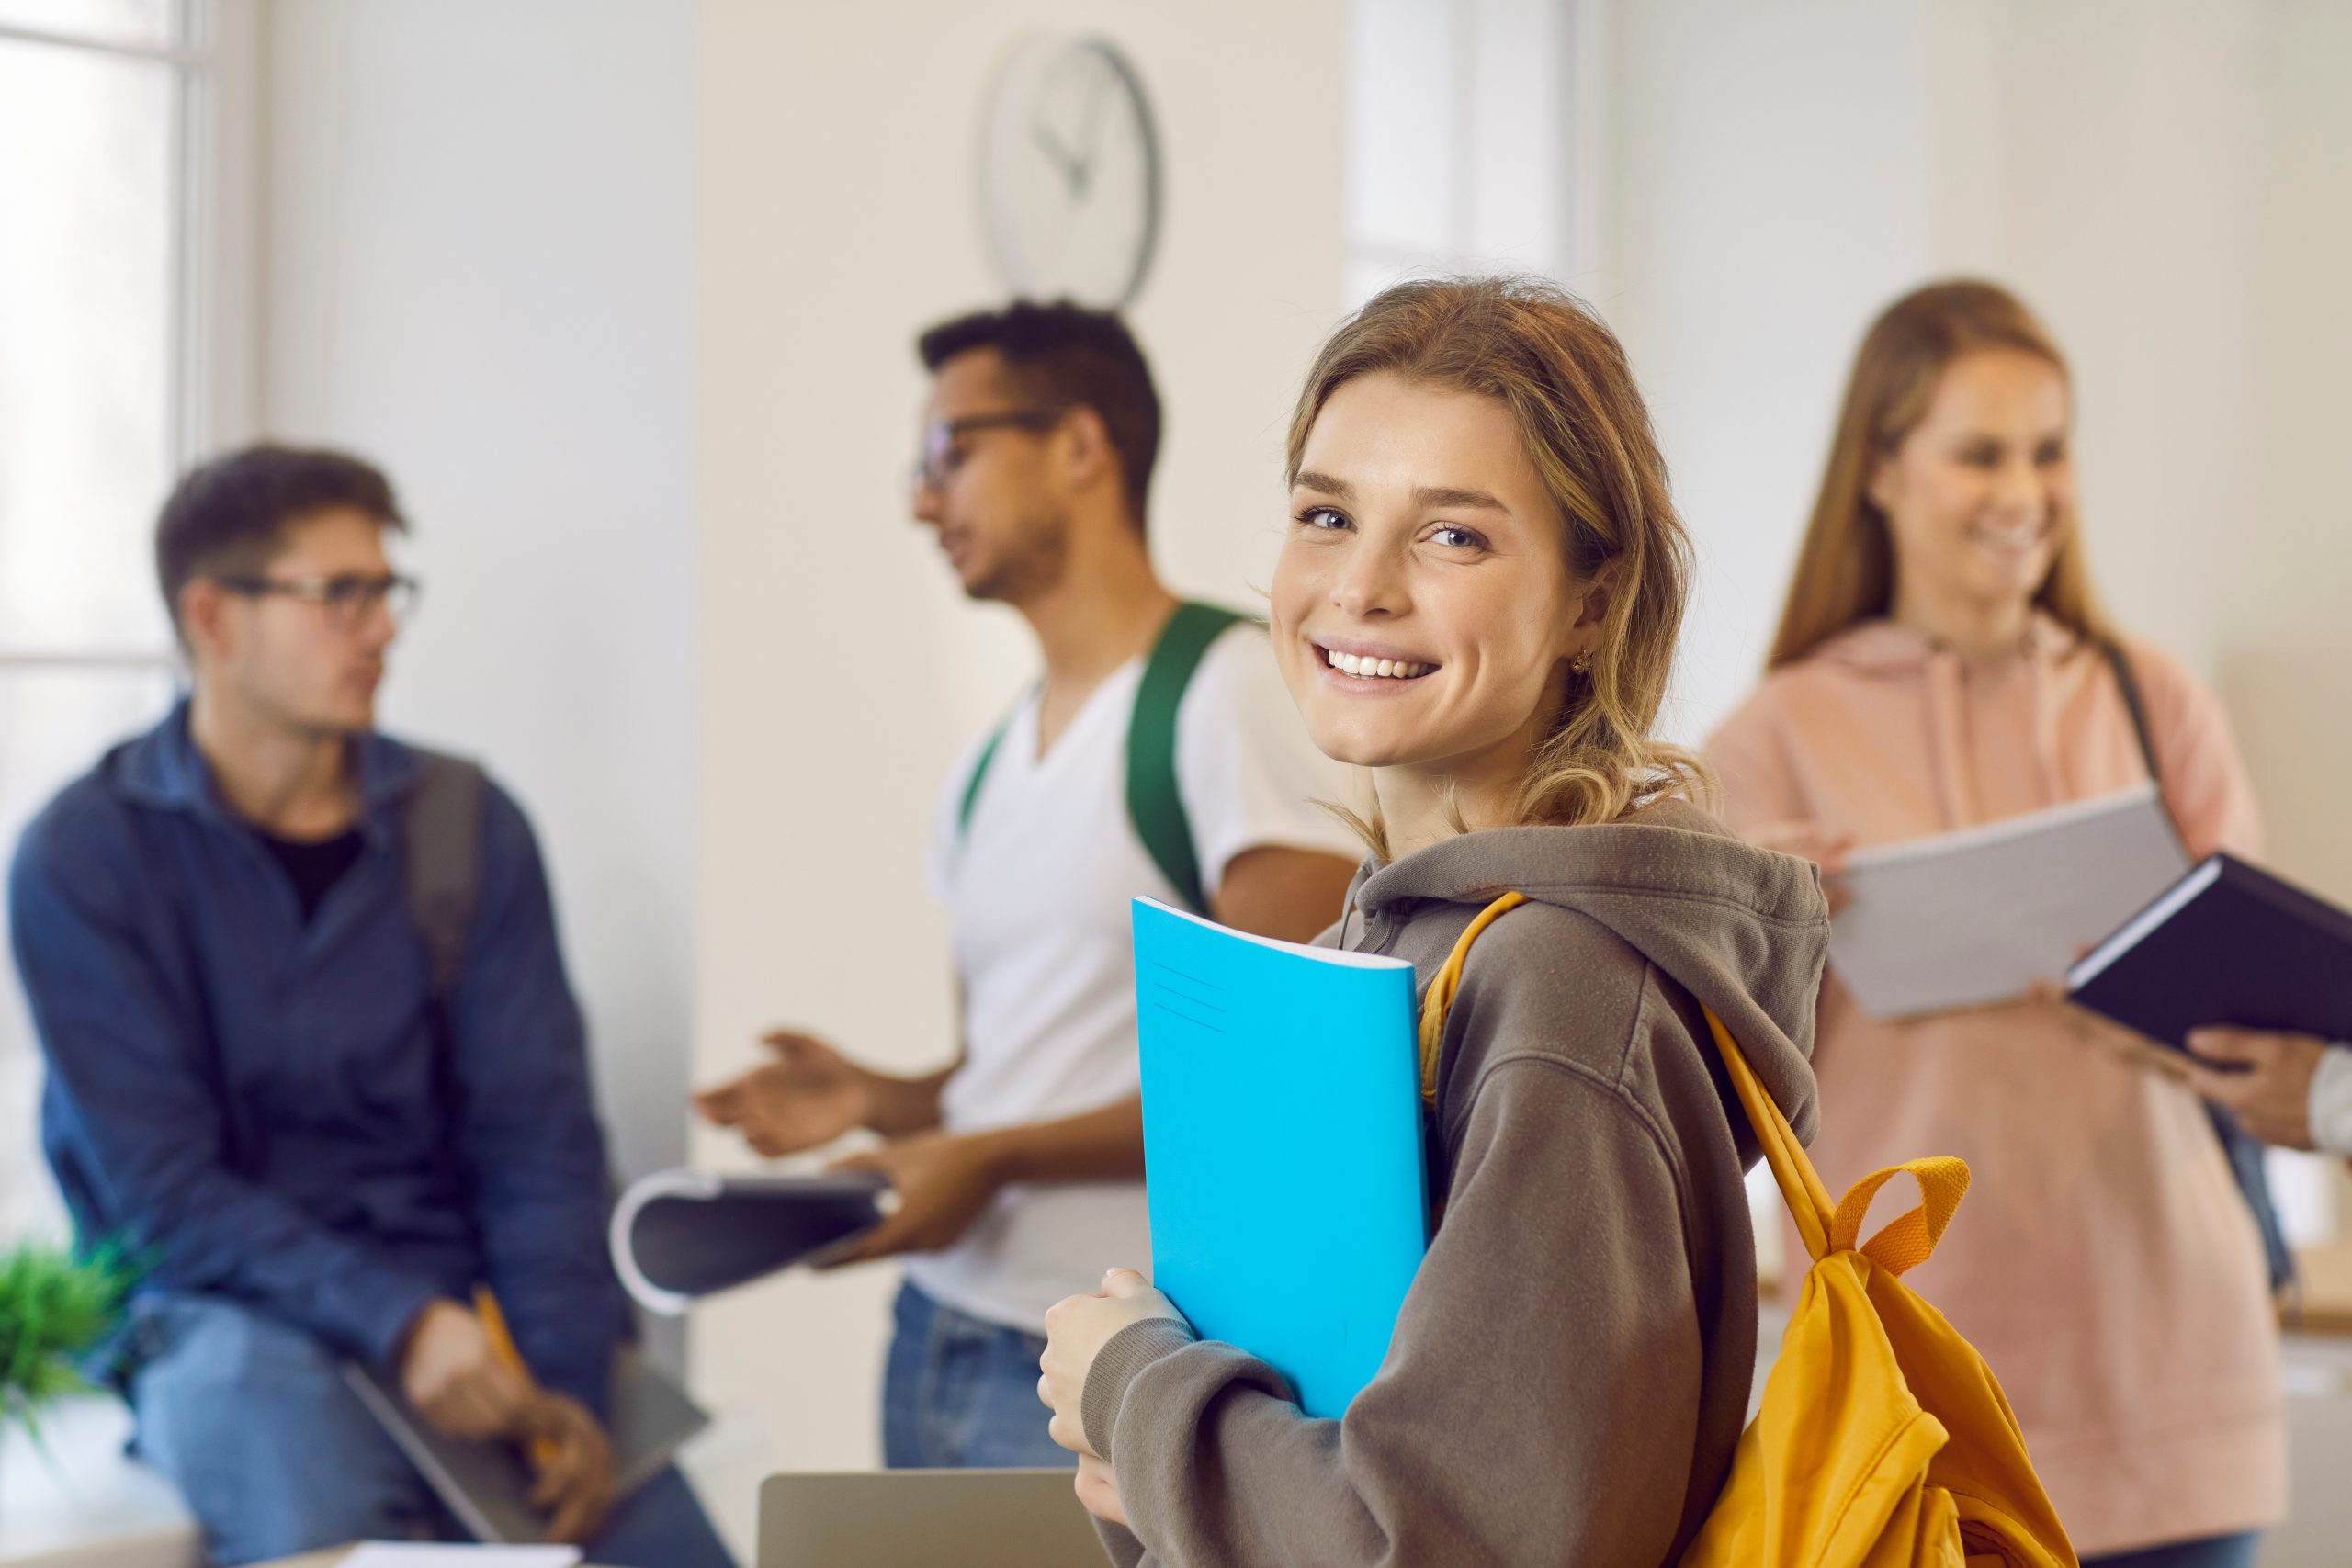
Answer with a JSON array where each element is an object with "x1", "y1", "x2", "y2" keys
[
  {"x1": 1865, "y1": 446, "x2": 1903, "y2": 517},
  {"x1": 1571, "y1": 558, "x2": 1623, "y2": 635}
]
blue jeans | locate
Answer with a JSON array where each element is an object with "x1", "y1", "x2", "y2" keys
[
  {"x1": 127, "y1": 1294, "x2": 735, "y2": 1568},
  {"x1": 2082, "y1": 1535, "x2": 2260, "y2": 1568},
  {"x1": 881, "y1": 1279, "x2": 1071, "y2": 1468}
]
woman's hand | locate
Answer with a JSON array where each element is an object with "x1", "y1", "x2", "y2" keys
[
  {"x1": 1038, "y1": 1268, "x2": 1188, "y2": 1461},
  {"x1": 1747, "y1": 820, "x2": 1855, "y2": 914},
  {"x1": 1075, "y1": 1453, "x2": 1129, "y2": 1527},
  {"x1": 2023, "y1": 979, "x2": 2188, "y2": 1079},
  {"x1": 2178, "y1": 1027, "x2": 2335, "y2": 1150}
]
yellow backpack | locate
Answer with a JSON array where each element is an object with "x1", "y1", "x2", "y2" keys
[{"x1": 1421, "y1": 894, "x2": 2077, "y2": 1568}]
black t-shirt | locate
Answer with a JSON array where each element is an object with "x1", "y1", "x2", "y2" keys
[{"x1": 255, "y1": 827, "x2": 366, "y2": 923}]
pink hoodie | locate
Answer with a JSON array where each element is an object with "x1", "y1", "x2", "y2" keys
[{"x1": 1707, "y1": 613, "x2": 2285, "y2": 1557}]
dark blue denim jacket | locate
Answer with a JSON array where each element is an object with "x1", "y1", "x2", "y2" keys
[{"x1": 11, "y1": 702, "x2": 625, "y2": 1414}]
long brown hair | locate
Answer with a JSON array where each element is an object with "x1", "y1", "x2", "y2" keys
[
  {"x1": 1769, "y1": 279, "x2": 2113, "y2": 669},
  {"x1": 1288, "y1": 276, "x2": 1706, "y2": 850}
]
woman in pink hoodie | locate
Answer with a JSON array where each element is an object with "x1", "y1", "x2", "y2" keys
[{"x1": 1707, "y1": 279, "x2": 2282, "y2": 1568}]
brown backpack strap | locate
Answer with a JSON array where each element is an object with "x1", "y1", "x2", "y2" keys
[{"x1": 402, "y1": 749, "x2": 485, "y2": 1008}]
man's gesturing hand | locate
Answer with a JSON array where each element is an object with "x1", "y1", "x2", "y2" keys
[
  {"x1": 820, "y1": 1129, "x2": 1012, "y2": 1264},
  {"x1": 695, "y1": 1030, "x2": 876, "y2": 1157},
  {"x1": 2181, "y1": 1027, "x2": 2335, "y2": 1150}
]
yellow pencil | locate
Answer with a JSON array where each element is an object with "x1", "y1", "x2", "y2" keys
[{"x1": 473, "y1": 1285, "x2": 560, "y2": 1467}]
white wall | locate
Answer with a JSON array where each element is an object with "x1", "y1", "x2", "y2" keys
[
  {"x1": 691, "y1": 0, "x2": 1346, "y2": 1545},
  {"x1": 2224, "y1": 0, "x2": 2352, "y2": 909},
  {"x1": 1600, "y1": 0, "x2": 1940, "y2": 747},
  {"x1": 260, "y1": 0, "x2": 700, "y2": 1203}
]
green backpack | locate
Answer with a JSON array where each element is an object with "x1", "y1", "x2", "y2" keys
[{"x1": 956, "y1": 601, "x2": 1248, "y2": 915}]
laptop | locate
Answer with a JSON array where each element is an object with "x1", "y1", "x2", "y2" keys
[
  {"x1": 758, "y1": 1470, "x2": 1105, "y2": 1567},
  {"x1": 343, "y1": 1348, "x2": 708, "y2": 1543}
]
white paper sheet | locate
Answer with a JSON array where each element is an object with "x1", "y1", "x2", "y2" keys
[
  {"x1": 1829, "y1": 784, "x2": 2188, "y2": 1019},
  {"x1": 340, "y1": 1544, "x2": 582, "y2": 1567}
]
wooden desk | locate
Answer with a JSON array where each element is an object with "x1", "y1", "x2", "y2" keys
[{"x1": 2289, "y1": 1237, "x2": 2352, "y2": 1335}]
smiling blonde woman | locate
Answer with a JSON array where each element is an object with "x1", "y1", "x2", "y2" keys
[
  {"x1": 1707, "y1": 280, "x2": 2283, "y2": 1568},
  {"x1": 1035, "y1": 277, "x2": 1829, "y2": 1567}
]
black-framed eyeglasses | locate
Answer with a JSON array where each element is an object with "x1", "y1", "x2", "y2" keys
[
  {"x1": 214, "y1": 572, "x2": 421, "y2": 628},
  {"x1": 910, "y1": 408, "x2": 1066, "y2": 495}
]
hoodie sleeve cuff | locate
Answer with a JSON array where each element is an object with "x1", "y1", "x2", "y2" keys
[
  {"x1": 357, "y1": 1274, "x2": 447, "y2": 1375},
  {"x1": 1083, "y1": 1316, "x2": 1199, "y2": 1462},
  {"x1": 1094, "y1": 1520, "x2": 1148, "y2": 1567}
]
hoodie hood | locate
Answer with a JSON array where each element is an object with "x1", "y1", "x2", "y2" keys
[
  {"x1": 1801, "y1": 612, "x2": 2089, "y2": 830},
  {"x1": 1340, "y1": 796, "x2": 1827, "y2": 1143},
  {"x1": 1805, "y1": 610, "x2": 2081, "y2": 677}
]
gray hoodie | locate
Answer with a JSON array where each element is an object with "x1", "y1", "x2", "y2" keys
[{"x1": 1081, "y1": 799, "x2": 1826, "y2": 1567}]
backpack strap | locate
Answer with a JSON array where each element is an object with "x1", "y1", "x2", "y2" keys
[
  {"x1": 1419, "y1": 891, "x2": 1967, "y2": 1277},
  {"x1": 1416, "y1": 892, "x2": 1532, "y2": 1103},
  {"x1": 402, "y1": 748, "x2": 486, "y2": 1009},
  {"x1": 2101, "y1": 638, "x2": 2162, "y2": 784},
  {"x1": 1126, "y1": 602, "x2": 1249, "y2": 915},
  {"x1": 956, "y1": 711, "x2": 1017, "y2": 839},
  {"x1": 2099, "y1": 639, "x2": 2296, "y2": 1294},
  {"x1": 954, "y1": 603, "x2": 1247, "y2": 913}
]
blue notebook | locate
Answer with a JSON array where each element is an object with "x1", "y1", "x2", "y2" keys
[{"x1": 1132, "y1": 896, "x2": 1428, "y2": 1419}]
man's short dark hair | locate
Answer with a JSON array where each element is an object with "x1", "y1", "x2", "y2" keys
[
  {"x1": 917, "y1": 300, "x2": 1161, "y2": 532},
  {"x1": 155, "y1": 443, "x2": 406, "y2": 633}
]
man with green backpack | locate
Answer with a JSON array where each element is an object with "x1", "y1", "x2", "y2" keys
[{"x1": 694, "y1": 302, "x2": 1358, "y2": 1467}]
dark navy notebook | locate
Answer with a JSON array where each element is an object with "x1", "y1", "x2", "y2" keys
[{"x1": 2066, "y1": 852, "x2": 2352, "y2": 1051}]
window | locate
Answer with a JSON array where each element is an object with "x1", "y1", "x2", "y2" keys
[
  {"x1": 1343, "y1": 0, "x2": 1603, "y2": 307},
  {"x1": 0, "y1": 0, "x2": 253, "y2": 1241}
]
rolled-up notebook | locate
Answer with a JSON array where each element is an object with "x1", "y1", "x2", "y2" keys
[{"x1": 608, "y1": 1168, "x2": 890, "y2": 1315}]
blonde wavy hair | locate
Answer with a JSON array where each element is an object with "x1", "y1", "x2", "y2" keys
[
  {"x1": 1288, "y1": 276, "x2": 1708, "y2": 856},
  {"x1": 1770, "y1": 278, "x2": 2114, "y2": 668}
]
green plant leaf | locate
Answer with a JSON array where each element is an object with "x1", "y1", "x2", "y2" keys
[{"x1": 0, "y1": 1235, "x2": 141, "y2": 1445}]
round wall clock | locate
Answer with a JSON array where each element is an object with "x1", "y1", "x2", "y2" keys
[{"x1": 978, "y1": 33, "x2": 1162, "y2": 310}]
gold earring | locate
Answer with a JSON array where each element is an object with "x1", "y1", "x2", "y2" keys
[{"x1": 1569, "y1": 649, "x2": 1594, "y2": 674}]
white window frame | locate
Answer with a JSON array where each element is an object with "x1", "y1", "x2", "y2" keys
[
  {"x1": 0, "y1": 0, "x2": 259, "y2": 671},
  {"x1": 1343, "y1": 0, "x2": 1609, "y2": 304}
]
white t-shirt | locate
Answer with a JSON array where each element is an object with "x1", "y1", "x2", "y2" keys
[{"x1": 902, "y1": 622, "x2": 1362, "y2": 1332}]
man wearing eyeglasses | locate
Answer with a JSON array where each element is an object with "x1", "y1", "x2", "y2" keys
[
  {"x1": 9, "y1": 445, "x2": 732, "y2": 1565},
  {"x1": 695, "y1": 302, "x2": 1360, "y2": 1468}
]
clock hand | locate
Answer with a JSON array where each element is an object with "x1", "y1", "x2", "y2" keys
[
  {"x1": 1032, "y1": 123, "x2": 1084, "y2": 197},
  {"x1": 1069, "y1": 65, "x2": 1113, "y2": 197}
]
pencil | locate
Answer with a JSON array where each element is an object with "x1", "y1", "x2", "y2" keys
[{"x1": 473, "y1": 1284, "x2": 560, "y2": 1467}]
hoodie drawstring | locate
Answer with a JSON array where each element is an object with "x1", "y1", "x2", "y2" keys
[
  {"x1": 2027, "y1": 637, "x2": 2067, "y2": 807},
  {"x1": 1923, "y1": 646, "x2": 1976, "y2": 830},
  {"x1": 1922, "y1": 626, "x2": 2070, "y2": 825}
]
